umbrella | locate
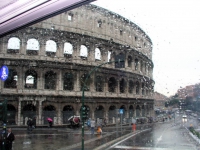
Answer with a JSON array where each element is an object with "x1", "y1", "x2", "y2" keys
[
  {"x1": 47, "y1": 117, "x2": 53, "y2": 122},
  {"x1": 68, "y1": 116, "x2": 80, "y2": 124},
  {"x1": 73, "y1": 117, "x2": 80, "y2": 124}
]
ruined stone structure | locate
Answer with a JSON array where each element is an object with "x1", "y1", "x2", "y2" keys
[{"x1": 0, "y1": 4, "x2": 154, "y2": 125}]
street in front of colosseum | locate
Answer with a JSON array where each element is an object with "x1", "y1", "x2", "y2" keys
[{"x1": 10, "y1": 115, "x2": 200, "y2": 150}]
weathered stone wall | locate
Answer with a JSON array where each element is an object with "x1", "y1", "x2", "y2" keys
[{"x1": 0, "y1": 4, "x2": 154, "y2": 125}]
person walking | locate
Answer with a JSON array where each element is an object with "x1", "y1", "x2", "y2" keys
[
  {"x1": 96, "y1": 126, "x2": 102, "y2": 135},
  {"x1": 87, "y1": 118, "x2": 91, "y2": 129},
  {"x1": 6, "y1": 128, "x2": 15, "y2": 150},
  {"x1": 27, "y1": 118, "x2": 31, "y2": 131},
  {"x1": 90, "y1": 119, "x2": 95, "y2": 135}
]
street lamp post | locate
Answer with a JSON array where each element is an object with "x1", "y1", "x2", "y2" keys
[{"x1": 81, "y1": 59, "x2": 124, "y2": 150}]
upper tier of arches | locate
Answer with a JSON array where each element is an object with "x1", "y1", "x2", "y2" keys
[
  {"x1": 1, "y1": 27, "x2": 153, "y2": 79},
  {"x1": 32, "y1": 4, "x2": 153, "y2": 60}
]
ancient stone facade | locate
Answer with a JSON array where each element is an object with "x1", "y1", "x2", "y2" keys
[{"x1": 0, "y1": 4, "x2": 154, "y2": 125}]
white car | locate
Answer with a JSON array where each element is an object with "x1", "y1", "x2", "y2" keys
[{"x1": 182, "y1": 115, "x2": 187, "y2": 122}]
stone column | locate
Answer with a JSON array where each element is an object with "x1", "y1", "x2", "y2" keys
[
  {"x1": 150, "y1": 105, "x2": 155, "y2": 117},
  {"x1": 139, "y1": 82, "x2": 142, "y2": 96},
  {"x1": 21, "y1": 38, "x2": 26, "y2": 55},
  {"x1": 137, "y1": 59, "x2": 141, "y2": 73},
  {"x1": 91, "y1": 111, "x2": 95, "y2": 119},
  {"x1": 133, "y1": 107, "x2": 136, "y2": 118},
  {"x1": 131, "y1": 56, "x2": 134, "y2": 71},
  {"x1": 140, "y1": 60, "x2": 143, "y2": 73},
  {"x1": 39, "y1": 40, "x2": 46, "y2": 56},
  {"x1": 110, "y1": 52, "x2": 115, "y2": 68},
  {"x1": 17, "y1": 100, "x2": 21, "y2": 125},
  {"x1": 102, "y1": 49, "x2": 107, "y2": 62},
  {"x1": 116, "y1": 80, "x2": 120, "y2": 93},
  {"x1": 104, "y1": 76, "x2": 108, "y2": 93},
  {"x1": 90, "y1": 73, "x2": 95, "y2": 92},
  {"x1": 57, "y1": 42, "x2": 63, "y2": 58},
  {"x1": 104, "y1": 109, "x2": 108, "y2": 119},
  {"x1": 126, "y1": 79, "x2": 129, "y2": 95},
  {"x1": 57, "y1": 103, "x2": 62, "y2": 125},
  {"x1": 139, "y1": 105, "x2": 142, "y2": 117},
  {"x1": 1, "y1": 38, "x2": 7, "y2": 53},
  {"x1": 38, "y1": 69, "x2": 44, "y2": 90},
  {"x1": 74, "y1": 71, "x2": 80, "y2": 92},
  {"x1": 126, "y1": 110, "x2": 129, "y2": 118},
  {"x1": 57, "y1": 70, "x2": 62, "y2": 91},
  {"x1": 38, "y1": 101, "x2": 42, "y2": 125},
  {"x1": 73, "y1": 43, "x2": 81, "y2": 63},
  {"x1": 17, "y1": 66, "x2": 24, "y2": 90},
  {"x1": 88, "y1": 44, "x2": 95, "y2": 62}
]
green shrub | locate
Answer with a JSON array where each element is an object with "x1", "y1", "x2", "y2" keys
[{"x1": 189, "y1": 127, "x2": 200, "y2": 139}]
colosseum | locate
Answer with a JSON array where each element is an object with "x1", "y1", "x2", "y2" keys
[{"x1": 0, "y1": 4, "x2": 154, "y2": 126}]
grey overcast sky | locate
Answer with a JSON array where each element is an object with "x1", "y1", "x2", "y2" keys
[{"x1": 92, "y1": 0, "x2": 200, "y2": 97}]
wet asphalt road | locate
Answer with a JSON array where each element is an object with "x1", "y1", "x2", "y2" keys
[
  {"x1": 9, "y1": 116, "x2": 200, "y2": 150},
  {"x1": 11, "y1": 125, "x2": 141, "y2": 150},
  {"x1": 107, "y1": 116, "x2": 200, "y2": 150}
]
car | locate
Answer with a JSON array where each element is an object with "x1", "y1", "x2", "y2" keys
[{"x1": 182, "y1": 115, "x2": 187, "y2": 122}]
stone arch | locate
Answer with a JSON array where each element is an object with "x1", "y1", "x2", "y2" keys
[
  {"x1": 107, "y1": 50, "x2": 112, "y2": 62},
  {"x1": 63, "y1": 72, "x2": 74, "y2": 91},
  {"x1": 95, "y1": 75, "x2": 104, "y2": 92},
  {"x1": 7, "y1": 104, "x2": 16, "y2": 125},
  {"x1": 146, "y1": 84, "x2": 149, "y2": 96},
  {"x1": 43, "y1": 105, "x2": 56, "y2": 124},
  {"x1": 27, "y1": 38, "x2": 39, "y2": 50},
  {"x1": 7, "y1": 37, "x2": 20, "y2": 50},
  {"x1": 142, "y1": 82, "x2": 145, "y2": 95},
  {"x1": 26, "y1": 38, "x2": 39, "y2": 55},
  {"x1": 46, "y1": 40, "x2": 57, "y2": 52},
  {"x1": 108, "y1": 77, "x2": 117, "y2": 93},
  {"x1": 128, "y1": 80, "x2": 134, "y2": 94},
  {"x1": 95, "y1": 47, "x2": 101, "y2": 60},
  {"x1": 22, "y1": 103, "x2": 36, "y2": 125},
  {"x1": 119, "y1": 105, "x2": 127, "y2": 120},
  {"x1": 80, "y1": 72, "x2": 91, "y2": 91},
  {"x1": 25, "y1": 69, "x2": 37, "y2": 89},
  {"x1": 115, "y1": 52, "x2": 125, "y2": 68},
  {"x1": 129, "y1": 105, "x2": 134, "y2": 118},
  {"x1": 136, "y1": 105, "x2": 141, "y2": 118},
  {"x1": 44, "y1": 71, "x2": 57, "y2": 90},
  {"x1": 135, "y1": 58, "x2": 139, "y2": 70},
  {"x1": 108, "y1": 105, "x2": 116, "y2": 123},
  {"x1": 119, "y1": 78, "x2": 126, "y2": 93},
  {"x1": 64, "y1": 42, "x2": 73, "y2": 55},
  {"x1": 63, "y1": 105, "x2": 75, "y2": 124},
  {"x1": 146, "y1": 105, "x2": 150, "y2": 117},
  {"x1": 140, "y1": 60, "x2": 143, "y2": 72},
  {"x1": 127, "y1": 55, "x2": 132, "y2": 67},
  {"x1": 95, "y1": 105, "x2": 104, "y2": 120},
  {"x1": 136, "y1": 81, "x2": 140, "y2": 94},
  {"x1": 4, "y1": 68, "x2": 17, "y2": 88},
  {"x1": 80, "y1": 45, "x2": 88, "y2": 58},
  {"x1": 142, "y1": 105, "x2": 145, "y2": 117}
]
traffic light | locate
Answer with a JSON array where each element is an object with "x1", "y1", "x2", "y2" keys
[{"x1": 81, "y1": 106, "x2": 89, "y2": 121}]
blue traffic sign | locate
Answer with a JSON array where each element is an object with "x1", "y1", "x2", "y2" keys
[
  {"x1": 0, "y1": 65, "x2": 9, "y2": 81},
  {"x1": 119, "y1": 109, "x2": 123, "y2": 114}
]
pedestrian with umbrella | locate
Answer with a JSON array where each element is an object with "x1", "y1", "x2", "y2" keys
[
  {"x1": 47, "y1": 118, "x2": 53, "y2": 127},
  {"x1": 68, "y1": 116, "x2": 80, "y2": 128}
]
